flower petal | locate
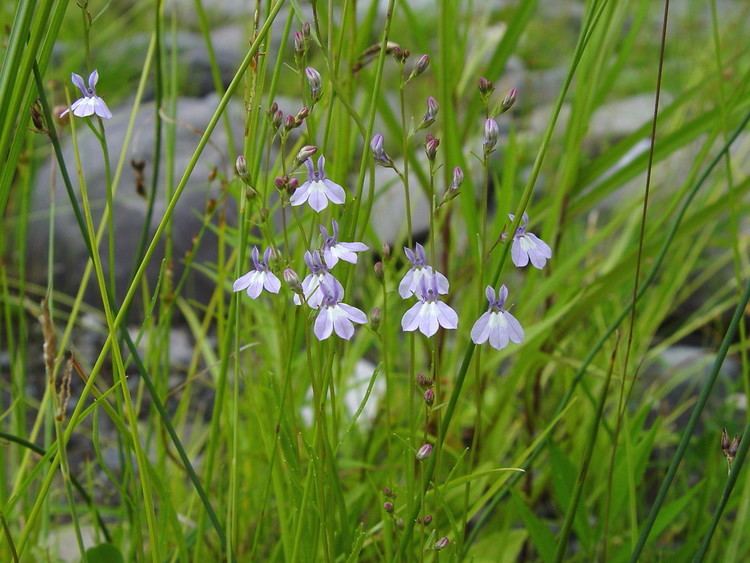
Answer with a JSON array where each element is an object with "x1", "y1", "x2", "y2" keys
[
  {"x1": 263, "y1": 272, "x2": 281, "y2": 293},
  {"x1": 399, "y1": 270, "x2": 415, "y2": 298},
  {"x1": 332, "y1": 307, "x2": 355, "y2": 340},
  {"x1": 233, "y1": 270, "x2": 254, "y2": 292},
  {"x1": 323, "y1": 179, "x2": 346, "y2": 204},
  {"x1": 307, "y1": 183, "x2": 328, "y2": 212},
  {"x1": 72, "y1": 97, "x2": 95, "y2": 117},
  {"x1": 339, "y1": 303, "x2": 367, "y2": 324},
  {"x1": 94, "y1": 97, "x2": 112, "y2": 119},
  {"x1": 88, "y1": 70, "x2": 99, "y2": 90},
  {"x1": 418, "y1": 303, "x2": 439, "y2": 337},
  {"x1": 434, "y1": 270, "x2": 450, "y2": 294},
  {"x1": 401, "y1": 302, "x2": 423, "y2": 331},
  {"x1": 290, "y1": 181, "x2": 312, "y2": 206},
  {"x1": 511, "y1": 239, "x2": 528, "y2": 267},
  {"x1": 314, "y1": 308, "x2": 334, "y2": 340},
  {"x1": 471, "y1": 312, "x2": 492, "y2": 344},
  {"x1": 435, "y1": 302, "x2": 458, "y2": 329},
  {"x1": 71, "y1": 73, "x2": 87, "y2": 96},
  {"x1": 245, "y1": 272, "x2": 265, "y2": 299},
  {"x1": 488, "y1": 314, "x2": 510, "y2": 350}
]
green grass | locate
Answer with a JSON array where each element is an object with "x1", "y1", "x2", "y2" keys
[{"x1": 1, "y1": 0, "x2": 750, "y2": 561}]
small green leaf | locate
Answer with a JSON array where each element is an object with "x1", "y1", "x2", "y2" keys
[{"x1": 84, "y1": 543, "x2": 125, "y2": 563}]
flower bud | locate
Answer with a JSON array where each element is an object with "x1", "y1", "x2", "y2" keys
[
  {"x1": 295, "y1": 106, "x2": 309, "y2": 124},
  {"x1": 483, "y1": 118, "x2": 499, "y2": 155},
  {"x1": 235, "y1": 155, "x2": 248, "y2": 178},
  {"x1": 274, "y1": 176, "x2": 287, "y2": 190},
  {"x1": 424, "y1": 133, "x2": 440, "y2": 161},
  {"x1": 284, "y1": 114, "x2": 297, "y2": 131},
  {"x1": 451, "y1": 166, "x2": 464, "y2": 190},
  {"x1": 305, "y1": 67, "x2": 322, "y2": 101},
  {"x1": 422, "y1": 514, "x2": 433, "y2": 526},
  {"x1": 296, "y1": 145, "x2": 318, "y2": 164},
  {"x1": 434, "y1": 536, "x2": 450, "y2": 551},
  {"x1": 283, "y1": 268, "x2": 302, "y2": 294},
  {"x1": 416, "y1": 373, "x2": 431, "y2": 388},
  {"x1": 383, "y1": 501, "x2": 394, "y2": 513},
  {"x1": 419, "y1": 96, "x2": 439, "y2": 129},
  {"x1": 424, "y1": 388, "x2": 435, "y2": 406},
  {"x1": 501, "y1": 87, "x2": 517, "y2": 112},
  {"x1": 416, "y1": 443, "x2": 433, "y2": 461},
  {"x1": 369, "y1": 307, "x2": 382, "y2": 329},
  {"x1": 370, "y1": 133, "x2": 393, "y2": 168},
  {"x1": 268, "y1": 101, "x2": 278, "y2": 116},
  {"x1": 373, "y1": 261, "x2": 384, "y2": 279},
  {"x1": 391, "y1": 46, "x2": 409, "y2": 64},
  {"x1": 383, "y1": 486, "x2": 395, "y2": 498},
  {"x1": 294, "y1": 31, "x2": 306, "y2": 57},
  {"x1": 302, "y1": 22, "x2": 311, "y2": 38},
  {"x1": 414, "y1": 54, "x2": 429, "y2": 76},
  {"x1": 272, "y1": 109, "x2": 283, "y2": 130},
  {"x1": 288, "y1": 177, "x2": 299, "y2": 192},
  {"x1": 478, "y1": 76, "x2": 495, "y2": 98},
  {"x1": 381, "y1": 243, "x2": 391, "y2": 260}
]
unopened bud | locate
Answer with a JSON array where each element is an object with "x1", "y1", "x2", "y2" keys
[
  {"x1": 483, "y1": 118, "x2": 499, "y2": 155},
  {"x1": 414, "y1": 54, "x2": 429, "y2": 76},
  {"x1": 370, "y1": 307, "x2": 382, "y2": 329},
  {"x1": 296, "y1": 145, "x2": 318, "y2": 164},
  {"x1": 235, "y1": 155, "x2": 248, "y2": 177},
  {"x1": 268, "y1": 101, "x2": 278, "y2": 116},
  {"x1": 478, "y1": 76, "x2": 494, "y2": 98},
  {"x1": 434, "y1": 536, "x2": 450, "y2": 551},
  {"x1": 383, "y1": 501, "x2": 394, "y2": 513},
  {"x1": 272, "y1": 109, "x2": 283, "y2": 130},
  {"x1": 451, "y1": 166, "x2": 464, "y2": 190},
  {"x1": 424, "y1": 133, "x2": 440, "y2": 161},
  {"x1": 294, "y1": 31, "x2": 306, "y2": 57},
  {"x1": 370, "y1": 133, "x2": 393, "y2": 168},
  {"x1": 295, "y1": 106, "x2": 310, "y2": 124},
  {"x1": 288, "y1": 177, "x2": 299, "y2": 191},
  {"x1": 416, "y1": 373, "x2": 431, "y2": 388},
  {"x1": 501, "y1": 87, "x2": 517, "y2": 112},
  {"x1": 381, "y1": 243, "x2": 391, "y2": 260},
  {"x1": 392, "y1": 46, "x2": 409, "y2": 64},
  {"x1": 302, "y1": 22, "x2": 311, "y2": 38},
  {"x1": 383, "y1": 486, "x2": 396, "y2": 498},
  {"x1": 419, "y1": 96, "x2": 439, "y2": 129},
  {"x1": 416, "y1": 443, "x2": 433, "y2": 461},
  {"x1": 283, "y1": 268, "x2": 302, "y2": 294},
  {"x1": 424, "y1": 388, "x2": 434, "y2": 406},
  {"x1": 422, "y1": 514, "x2": 433, "y2": 525},
  {"x1": 305, "y1": 67, "x2": 322, "y2": 101},
  {"x1": 373, "y1": 261, "x2": 384, "y2": 279},
  {"x1": 274, "y1": 176, "x2": 287, "y2": 190}
]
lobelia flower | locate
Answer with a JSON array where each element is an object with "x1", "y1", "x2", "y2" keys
[
  {"x1": 509, "y1": 212, "x2": 552, "y2": 269},
  {"x1": 290, "y1": 156, "x2": 346, "y2": 212},
  {"x1": 399, "y1": 243, "x2": 449, "y2": 299},
  {"x1": 471, "y1": 285, "x2": 524, "y2": 350},
  {"x1": 60, "y1": 70, "x2": 112, "y2": 120},
  {"x1": 401, "y1": 274, "x2": 458, "y2": 337},
  {"x1": 313, "y1": 280, "x2": 367, "y2": 341},
  {"x1": 370, "y1": 133, "x2": 393, "y2": 168},
  {"x1": 233, "y1": 246, "x2": 281, "y2": 299},
  {"x1": 320, "y1": 220, "x2": 369, "y2": 268},
  {"x1": 294, "y1": 250, "x2": 344, "y2": 309}
]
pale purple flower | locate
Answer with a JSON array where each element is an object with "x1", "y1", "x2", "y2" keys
[
  {"x1": 294, "y1": 250, "x2": 344, "y2": 309},
  {"x1": 313, "y1": 281, "x2": 367, "y2": 341},
  {"x1": 509, "y1": 213, "x2": 552, "y2": 269},
  {"x1": 233, "y1": 247, "x2": 281, "y2": 299},
  {"x1": 401, "y1": 274, "x2": 458, "y2": 337},
  {"x1": 60, "y1": 71, "x2": 112, "y2": 119},
  {"x1": 399, "y1": 243, "x2": 449, "y2": 299},
  {"x1": 483, "y1": 118, "x2": 499, "y2": 155},
  {"x1": 290, "y1": 156, "x2": 346, "y2": 212},
  {"x1": 320, "y1": 220, "x2": 368, "y2": 268},
  {"x1": 471, "y1": 285, "x2": 524, "y2": 350}
]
